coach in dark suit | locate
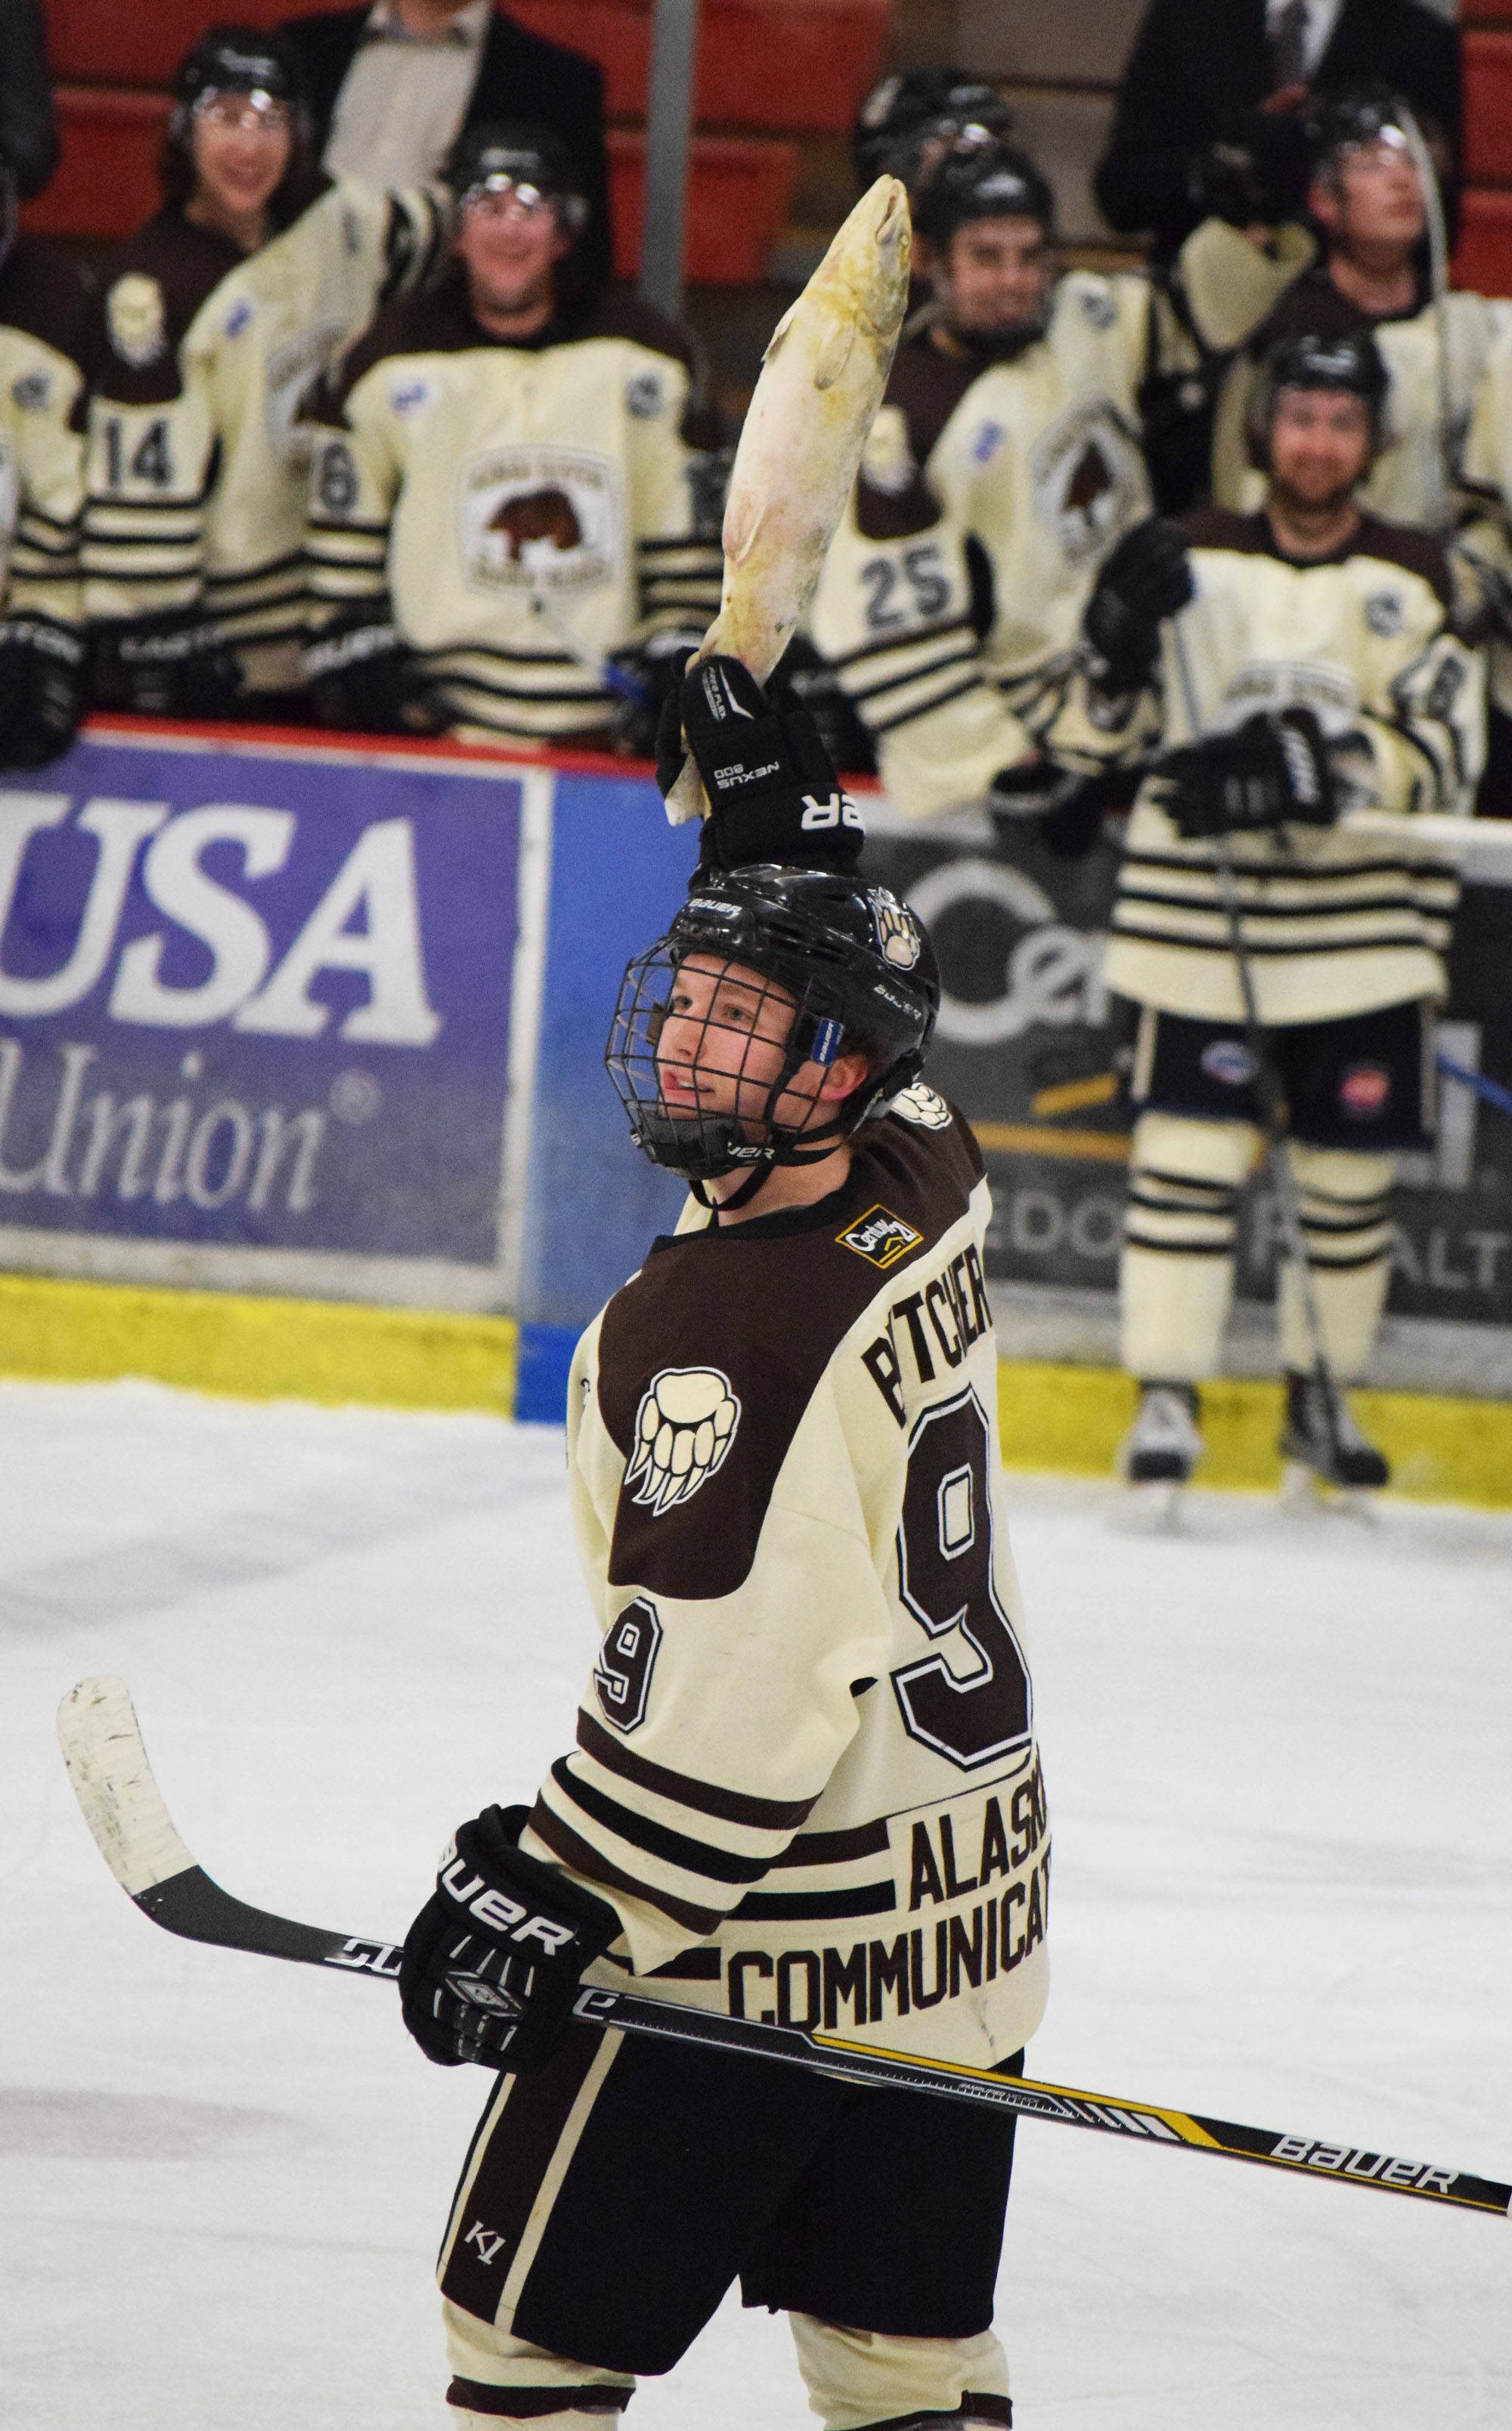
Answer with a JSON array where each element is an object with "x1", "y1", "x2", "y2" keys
[
  {"x1": 1095, "y1": 0, "x2": 1461, "y2": 256},
  {"x1": 281, "y1": 2, "x2": 612, "y2": 287}
]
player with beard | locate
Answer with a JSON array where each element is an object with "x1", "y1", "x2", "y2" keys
[
  {"x1": 806, "y1": 129, "x2": 1300, "y2": 823},
  {"x1": 1074, "y1": 332, "x2": 1483, "y2": 1490},
  {"x1": 395, "y1": 660, "x2": 1049, "y2": 2429}
]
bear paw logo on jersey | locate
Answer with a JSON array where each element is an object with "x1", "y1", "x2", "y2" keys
[
  {"x1": 891, "y1": 1082, "x2": 952, "y2": 1130},
  {"x1": 836, "y1": 1205, "x2": 924, "y2": 1270},
  {"x1": 869, "y1": 888, "x2": 922, "y2": 970},
  {"x1": 1030, "y1": 398, "x2": 1145, "y2": 566},
  {"x1": 460, "y1": 447, "x2": 618, "y2": 594},
  {"x1": 106, "y1": 274, "x2": 167, "y2": 369},
  {"x1": 626, "y1": 1367, "x2": 741, "y2": 1515}
]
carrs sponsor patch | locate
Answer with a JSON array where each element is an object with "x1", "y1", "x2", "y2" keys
[{"x1": 838, "y1": 1205, "x2": 924, "y2": 1270}]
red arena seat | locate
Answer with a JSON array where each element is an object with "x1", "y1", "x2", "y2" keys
[
  {"x1": 608, "y1": 129, "x2": 799, "y2": 281},
  {"x1": 510, "y1": 0, "x2": 890, "y2": 132},
  {"x1": 21, "y1": 85, "x2": 172, "y2": 239}
]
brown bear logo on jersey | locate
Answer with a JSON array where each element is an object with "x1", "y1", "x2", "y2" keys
[
  {"x1": 626, "y1": 1367, "x2": 741, "y2": 1515},
  {"x1": 489, "y1": 488, "x2": 583, "y2": 561}
]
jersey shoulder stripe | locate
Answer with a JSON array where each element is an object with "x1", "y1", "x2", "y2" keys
[{"x1": 596, "y1": 1106, "x2": 983, "y2": 1603}]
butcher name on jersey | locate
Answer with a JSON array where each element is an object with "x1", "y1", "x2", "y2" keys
[{"x1": 459, "y1": 446, "x2": 621, "y2": 594}]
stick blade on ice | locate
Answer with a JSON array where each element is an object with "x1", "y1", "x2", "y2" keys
[{"x1": 57, "y1": 1674, "x2": 196, "y2": 1896}]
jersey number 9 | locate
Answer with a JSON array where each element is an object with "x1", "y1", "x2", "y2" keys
[{"x1": 892, "y1": 1387, "x2": 1032, "y2": 1771}]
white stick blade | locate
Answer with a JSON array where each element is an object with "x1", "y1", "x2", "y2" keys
[{"x1": 57, "y1": 1675, "x2": 196, "y2": 1896}]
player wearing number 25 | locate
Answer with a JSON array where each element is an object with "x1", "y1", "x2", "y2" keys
[
  {"x1": 79, "y1": 26, "x2": 443, "y2": 721},
  {"x1": 398, "y1": 659, "x2": 1046, "y2": 2429}
]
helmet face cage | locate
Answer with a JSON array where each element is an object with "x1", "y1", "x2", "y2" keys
[
  {"x1": 607, "y1": 947, "x2": 854, "y2": 1183},
  {"x1": 605, "y1": 873, "x2": 937, "y2": 1184}
]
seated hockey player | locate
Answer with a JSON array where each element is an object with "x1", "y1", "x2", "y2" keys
[
  {"x1": 1213, "y1": 88, "x2": 1512, "y2": 551},
  {"x1": 1078, "y1": 331, "x2": 1484, "y2": 1490},
  {"x1": 81, "y1": 25, "x2": 443, "y2": 719},
  {"x1": 0, "y1": 214, "x2": 88, "y2": 767},
  {"x1": 397, "y1": 657, "x2": 1047, "y2": 2431},
  {"x1": 805, "y1": 127, "x2": 1301, "y2": 823},
  {"x1": 302, "y1": 123, "x2": 722, "y2": 746}
]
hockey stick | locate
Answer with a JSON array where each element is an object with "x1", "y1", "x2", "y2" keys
[
  {"x1": 56, "y1": 1676, "x2": 1510, "y2": 2220},
  {"x1": 1439, "y1": 1054, "x2": 1512, "y2": 1123},
  {"x1": 1166, "y1": 625, "x2": 1345, "y2": 1462}
]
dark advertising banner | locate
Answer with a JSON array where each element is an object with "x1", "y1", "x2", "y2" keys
[
  {"x1": 0, "y1": 733, "x2": 522, "y2": 1270},
  {"x1": 863, "y1": 821, "x2": 1512, "y2": 1330}
]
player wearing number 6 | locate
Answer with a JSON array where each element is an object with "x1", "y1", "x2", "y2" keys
[{"x1": 400, "y1": 655, "x2": 1044, "y2": 2430}]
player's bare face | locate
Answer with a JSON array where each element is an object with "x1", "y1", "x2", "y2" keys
[
  {"x1": 655, "y1": 956, "x2": 833, "y2": 1140},
  {"x1": 190, "y1": 94, "x2": 292, "y2": 231},
  {"x1": 457, "y1": 191, "x2": 570, "y2": 324},
  {"x1": 1314, "y1": 140, "x2": 1426, "y2": 259},
  {"x1": 942, "y1": 217, "x2": 1050, "y2": 338},
  {"x1": 1269, "y1": 389, "x2": 1374, "y2": 513}
]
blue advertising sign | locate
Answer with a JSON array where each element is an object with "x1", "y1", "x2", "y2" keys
[
  {"x1": 0, "y1": 731, "x2": 522, "y2": 1270},
  {"x1": 519, "y1": 767, "x2": 694, "y2": 1332}
]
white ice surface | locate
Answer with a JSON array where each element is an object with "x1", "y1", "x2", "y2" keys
[{"x1": 1, "y1": 1378, "x2": 1508, "y2": 2429}]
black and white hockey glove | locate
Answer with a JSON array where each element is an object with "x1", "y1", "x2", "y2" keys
[
  {"x1": 0, "y1": 617, "x2": 83, "y2": 767},
  {"x1": 1160, "y1": 708, "x2": 1337, "y2": 839},
  {"x1": 91, "y1": 610, "x2": 244, "y2": 719},
  {"x1": 1083, "y1": 517, "x2": 1194, "y2": 693},
  {"x1": 304, "y1": 605, "x2": 438, "y2": 734},
  {"x1": 656, "y1": 653, "x2": 865, "y2": 873},
  {"x1": 399, "y1": 1803, "x2": 619, "y2": 2073}
]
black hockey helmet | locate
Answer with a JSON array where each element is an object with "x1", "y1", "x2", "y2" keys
[
  {"x1": 1306, "y1": 82, "x2": 1418, "y2": 180},
  {"x1": 910, "y1": 132, "x2": 1055, "y2": 250},
  {"x1": 852, "y1": 68, "x2": 1014, "y2": 190},
  {"x1": 172, "y1": 24, "x2": 302, "y2": 116},
  {"x1": 163, "y1": 26, "x2": 312, "y2": 213},
  {"x1": 445, "y1": 121, "x2": 590, "y2": 237},
  {"x1": 1247, "y1": 327, "x2": 1392, "y2": 467},
  {"x1": 606, "y1": 864, "x2": 940, "y2": 1185}
]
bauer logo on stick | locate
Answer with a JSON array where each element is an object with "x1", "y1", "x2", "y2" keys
[{"x1": 626, "y1": 1368, "x2": 742, "y2": 1515}]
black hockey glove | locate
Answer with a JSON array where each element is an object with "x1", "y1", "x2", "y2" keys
[
  {"x1": 91, "y1": 610, "x2": 244, "y2": 719},
  {"x1": 399, "y1": 1802, "x2": 619, "y2": 2073},
  {"x1": 1083, "y1": 518, "x2": 1194, "y2": 693},
  {"x1": 656, "y1": 652, "x2": 865, "y2": 873},
  {"x1": 1160, "y1": 708, "x2": 1337, "y2": 839},
  {"x1": 304, "y1": 606, "x2": 435, "y2": 734},
  {"x1": 0, "y1": 617, "x2": 84, "y2": 767}
]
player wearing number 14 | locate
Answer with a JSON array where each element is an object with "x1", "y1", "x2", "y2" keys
[{"x1": 399, "y1": 656, "x2": 1046, "y2": 2429}]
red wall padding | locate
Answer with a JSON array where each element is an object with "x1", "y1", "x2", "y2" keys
[
  {"x1": 1454, "y1": 188, "x2": 1512, "y2": 296},
  {"x1": 42, "y1": 0, "x2": 890, "y2": 135}
]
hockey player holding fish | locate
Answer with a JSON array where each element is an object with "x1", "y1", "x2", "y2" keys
[{"x1": 398, "y1": 183, "x2": 1043, "y2": 2431}]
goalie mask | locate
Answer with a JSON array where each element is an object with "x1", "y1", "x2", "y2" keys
[{"x1": 606, "y1": 864, "x2": 940, "y2": 1189}]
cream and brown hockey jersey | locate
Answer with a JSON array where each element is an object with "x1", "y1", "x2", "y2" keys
[
  {"x1": 807, "y1": 225, "x2": 1307, "y2": 819},
  {"x1": 519, "y1": 1093, "x2": 1049, "y2": 2070},
  {"x1": 305, "y1": 276, "x2": 723, "y2": 743},
  {"x1": 0, "y1": 242, "x2": 88, "y2": 637},
  {"x1": 82, "y1": 178, "x2": 444, "y2": 691},
  {"x1": 1100, "y1": 508, "x2": 1483, "y2": 1027},
  {"x1": 1208, "y1": 261, "x2": 1512, "y2": 709}
]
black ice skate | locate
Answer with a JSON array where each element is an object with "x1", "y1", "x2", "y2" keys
[
  {"x1": 1122, "y1": 1381, "x2": 1204, "y2": 1486},
  {"x1": 1280, "y1": 1370, "x2": 1390, "y2": 1491}
]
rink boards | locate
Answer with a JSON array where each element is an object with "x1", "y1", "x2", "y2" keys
[{"x1": 0, "y1": 720, "x2": 1509, "y2": 1490}]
